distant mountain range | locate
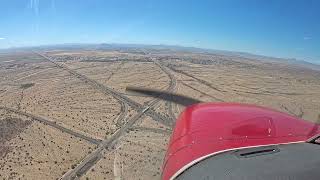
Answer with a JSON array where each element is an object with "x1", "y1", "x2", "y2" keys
[{"x1": 1, "y1": 43, "x2": 319, "y2": 71}]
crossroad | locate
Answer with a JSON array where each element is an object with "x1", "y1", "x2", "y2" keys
[{"x1": 32, "y1": 52, "x2": 177, "y2": 179}]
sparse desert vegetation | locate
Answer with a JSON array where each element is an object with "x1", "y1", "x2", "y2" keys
[{"x1": 0, "y1": 47, "x2": 320, "y2": 179}]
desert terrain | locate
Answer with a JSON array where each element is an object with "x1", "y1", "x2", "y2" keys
[{"x1": 0, "y1": 46, "x2": 320, "y2": 180}]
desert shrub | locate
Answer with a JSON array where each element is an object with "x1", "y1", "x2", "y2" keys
[{"x1": 20, "y1": 83, "x2": 35, "y2": 89}]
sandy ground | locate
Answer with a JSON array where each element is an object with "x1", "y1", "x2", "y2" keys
[
  {"x1": 0, "y1": 117, "x2": 95, "y2": 179},
  {"x1": 0, "y1": 50, "x2": 319, "y2": 179},
  {"x1": 81, "y1": 129, "x2": 169, "y2": 180}
]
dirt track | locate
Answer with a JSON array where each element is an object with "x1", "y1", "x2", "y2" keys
[{"x1": 1, "y1": 49, "x2": 320, "y2": 179}]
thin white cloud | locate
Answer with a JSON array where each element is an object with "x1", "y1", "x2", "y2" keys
[
  {"x1": 30, "y1": 0, "x2": 39, "y2": 15},
  {"x1": 303, "y1": 37, "x2": 311, "y2": 40},
  {"x1": 0, "y1": 37, "x2": 5, "y2": 40}
]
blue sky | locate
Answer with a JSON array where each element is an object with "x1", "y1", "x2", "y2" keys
[{"x1": 0, "y1": 0, "x2": 319, "y2": 63}]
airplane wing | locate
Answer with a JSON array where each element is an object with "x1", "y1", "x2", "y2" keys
[{"x1": 162, "y1": 103, "x2": 320, "y2": 180}]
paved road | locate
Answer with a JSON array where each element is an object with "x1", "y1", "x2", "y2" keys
[
  {"x1": 180, "y1": 81, "x2": 224, "y2": 102},
  {"x1": 32, "y1": 52, "x2": 176, "y2": 179},
  {"x1": 59, "y1": 57, "x2": 175, "y2": 180},
  {"x1": 115, "y1": 101, "x2": 128, "y2": 127},
  {"x1": 166, "y1": 101, "x2": 176, "y2": 122},
  {"x1": 148, "y1": 58, "x2": 177, "y2": 125},
  {"x1": 0, "y1": 106, "x2": 102, "y2": 145},
  {"x1": 35, "y1": 52, "x2": 171, "y2": 127},
  {"x1": 60, "y1": 106, "x2": 154, "y2": 180},
  {"x1": 152, "y1": 59, "x2": 177, "y2": 122},
  {"x1": 166, "y1": 65, "x2": 226, "y2": 93}
]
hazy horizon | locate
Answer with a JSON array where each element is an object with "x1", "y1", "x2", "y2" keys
[
  {"x1": 0, "y1": 0, "x2": 319, "y2": 63},
  {"x1": 2, "y1": 42, "x2": 320, "y2": 66}
]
